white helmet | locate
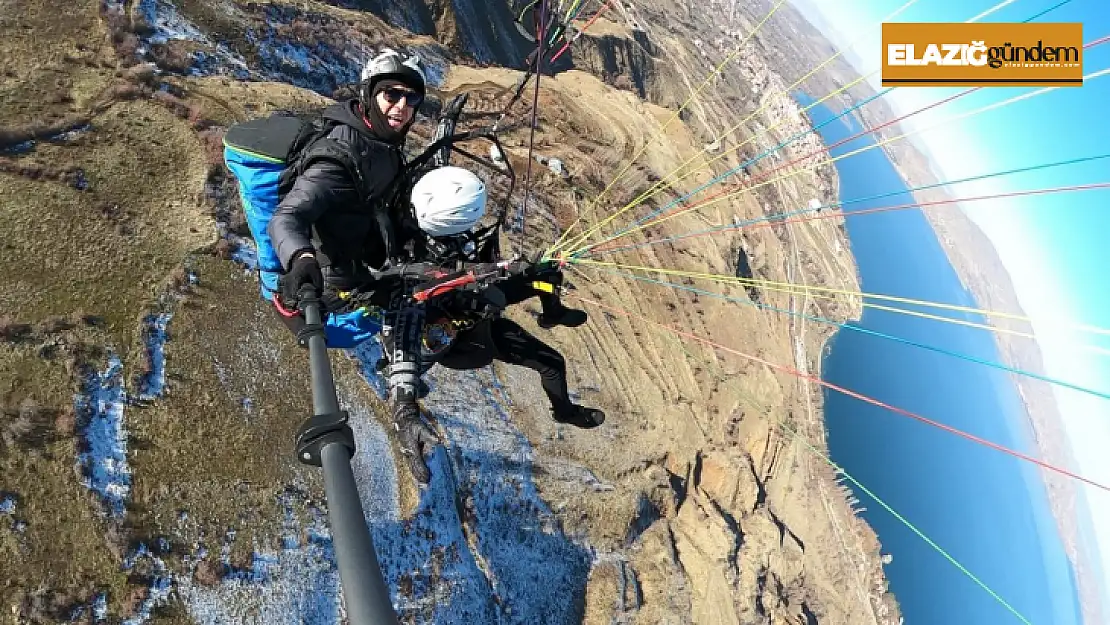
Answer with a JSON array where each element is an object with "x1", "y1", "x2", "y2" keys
[{"x1": 411, "y1": 166, "x2": 488, "y2": 237}]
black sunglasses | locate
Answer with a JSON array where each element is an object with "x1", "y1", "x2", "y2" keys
[{"x1": 381, "y1": 87, "x2": 423, "y2": 108}]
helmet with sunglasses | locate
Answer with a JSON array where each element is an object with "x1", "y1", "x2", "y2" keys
[
  {"x1": 360, "y1": 48, "x2": 427, "y2": 102},
  {"x1": 410, "y1": 166, "x2": 488, "y2": 237}
]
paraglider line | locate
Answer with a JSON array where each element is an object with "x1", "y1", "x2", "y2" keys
[
  {"x1": 1024, "y1": 0, "x2": 1076, "y2": 22},
  {"x1": 584, "y1": 86, "x2": 974, "y2": 254},
  {"x1": 571, "y1": 80, "x2": 973, "y2": 255},
  {"x1": 558, "y1": 0, "x2": 1054, "y2": 255},
  {"x1": 550, "y1": 0, "x2": 618, "y2": 62},
  {"x1": 565, "y1": 2, "x2": 1090, "y2": 256},
  {"x1": 780, "y1": 421, "x2": 1033, "y2": 624},
  {"x1": 556, "y1": 0, "x2": 791, "y2": 252},
  {"x1": 584, "y1": 154, "x2": 1110, "y2": 257},
  {"x1": 574, "y1": 230, "x2": 1110, "y2": 342},
  {"x1": 581, "y1": 266, "x2": 1110, "y2": 402},
  {"x1": 620, "y1": 262, "x2": 1110, "y2": 356},
  {"x1": 569, "y1": 294, "x2": 1110, "y2": 492},
  {"x1": 576, "y1": 56, "x2": 1110, "y2": 256},
  {"x1": 517, "y1": 0, "x2": 550, "y2": 255},
  {"x1": 672, "y1": 331, "x2": 1032, "y2": 622},
  {"x1": 588, "y1": 73, "x2": 886, "y2": 245}
]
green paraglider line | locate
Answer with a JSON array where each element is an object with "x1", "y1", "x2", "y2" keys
[
  {"x1": 570, "y1": 294, "x2": 1049, "y2": 621},
  {"x1": 781, "y1": 421, "x2": 1035, "y2": 625},
  {"x1": 523, "y1": 2, "x2": 1083, "y2": 624},
  {"x1": 584, "y1": 154, "x2": 1110, "y2": 257},
  {"x1": 1024, "y1": 0, "x2": 1075, "y2": 22},
  {"x1": 570, "y1": 0, "x2": 1082, "y2": 257},
  {"x1": 655, "y1": 329, "x2": 1033, "y2": 622},
  {"x1": 550, "y1": 0, "x2": 618, "y2": 61}
]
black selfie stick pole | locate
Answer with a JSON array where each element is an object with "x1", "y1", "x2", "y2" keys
[{"x1": 293, "y1": 287, "x2": 400, "y2": 625}]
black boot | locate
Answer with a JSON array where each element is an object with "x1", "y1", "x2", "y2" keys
[
  {"x1": 553, "y1": 404, "x2": 605, "y2": 428},
  {"x1": 538, "y1": 306, "x2": 587, "y2": 329}
]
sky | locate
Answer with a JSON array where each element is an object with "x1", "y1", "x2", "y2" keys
[{"x1": 791, "y1": 0, "x2": 1110, "y2": 609}]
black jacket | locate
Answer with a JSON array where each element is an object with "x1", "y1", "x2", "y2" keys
[{"x1": 268, "y1": 100, "x2": 406, "y2": 290}]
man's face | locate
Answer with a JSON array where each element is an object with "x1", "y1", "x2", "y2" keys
[{"x1": 375, "y1": 86, "x2": 422, "y2": 130}]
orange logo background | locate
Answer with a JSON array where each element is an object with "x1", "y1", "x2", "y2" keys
[{"x1": 881, "y1": 22, "x2": 1084, "y2": 87}]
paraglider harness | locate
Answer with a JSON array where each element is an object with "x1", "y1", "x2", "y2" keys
[
  {"x1": 340, "y1": 255, "x2": 562, "y2": 366},
  {"x1": 321, "y1": 92, "x2": 570, "y2": 361}
]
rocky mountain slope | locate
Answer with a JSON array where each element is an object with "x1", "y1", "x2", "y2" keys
[{"x1": 0, "y1": 0, "x2": 900, "y2": 622}]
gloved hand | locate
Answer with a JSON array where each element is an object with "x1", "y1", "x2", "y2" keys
[
  {"x1": 502, "y1": 259, "x2": 530, "y2": 278},
  {"x1": 283, "y1": 253, "x2": 324, "y2": 307},
  {"x1": 518, "y1": 254, "x2": 561, "y2": 279},
  {"x1": 533, "y1": 261, "x2": 562, "y2": 280},
  {"x1": 391, "y1": 394, "x2": 439, "y2": 485}
]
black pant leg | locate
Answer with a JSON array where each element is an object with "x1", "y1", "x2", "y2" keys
[
  {"x1": 498, "y1": 273, "x2": 564, "y2": 316},
  {"x1": 436, "y1": 320, "x2": 498, "y2": 371},
  {"x1": 488, "y1": 317, "x2": 573, "y2": 414}
]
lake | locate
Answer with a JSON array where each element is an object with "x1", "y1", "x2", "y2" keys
[{"x1": 802, "y1": 94, "x2": 1083, "y2": 625}]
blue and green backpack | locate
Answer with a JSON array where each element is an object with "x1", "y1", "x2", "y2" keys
[{"x1": 222, "y1": 110, "x2": 362, "y2": 301}]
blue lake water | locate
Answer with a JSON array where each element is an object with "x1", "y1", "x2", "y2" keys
[{"x1": 802, "y1": 94, "x2": 1082, "y2": 625}]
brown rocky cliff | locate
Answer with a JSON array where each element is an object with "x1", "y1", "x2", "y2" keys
[
  {"x1": 438, "y1": 1, "x2": 901, "y2": 621},
  {"x1": 563, "y1": 21, "x2": 659, "y2": 101},
  {"x1": 441, "y1": 12, "x2": 897, "y2": 618},
  {"x1": 747, "y1": 1, "x2": 1102, "y2": 620}
]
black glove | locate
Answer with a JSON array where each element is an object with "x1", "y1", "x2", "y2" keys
[
  {"x1": 532, "y1": 259, "x2": 561, "y2": 278},
  {"x1": 391, "y1": 393, "x2": 439, "y2": 485},
  {"x1": 507, "y1": 257, "x2": 559, "y2": 280},
  {"x1": 282, "y1": 254, "x2": 324, "y2": 307}
]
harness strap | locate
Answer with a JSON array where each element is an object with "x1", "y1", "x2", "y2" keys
[{"x1": 273, "y1": 293, "x2": 299, "y2": 318}]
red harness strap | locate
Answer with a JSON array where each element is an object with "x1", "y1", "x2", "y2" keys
[{"x1": 273, "y1": 294, "x2": 299, "y2": 318}]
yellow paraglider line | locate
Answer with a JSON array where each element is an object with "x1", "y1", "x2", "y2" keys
[
  {"x1": 548, "y1": 0, "x2": 792, "y2": 254},
  {"x1": 569, "y1": 256, "x2": 1110, "y2": 342},
  {"x1": 566, "y1": 62, "x2": 1110, "y2": 257}
]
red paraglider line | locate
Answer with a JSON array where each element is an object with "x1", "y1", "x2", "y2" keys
[
  {"x1": 623, "y1": 89, "x2": 976, "y2": 236},
  {"x1": 570, "y1": 294, "x2": 1110, "y2": 493},
  {"x1": 592, "y1": 182, "x2": 1110, "y2": 253},
  {"x1": 550, "y1": 0, "x2": 619, "y2": 62}
]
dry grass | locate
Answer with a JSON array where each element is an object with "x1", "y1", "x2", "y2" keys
[
  {"x1": 178, "y1": 75, "x2": 334, "y2": 127},
  {"x1": 125, "y1": 254, "x2": 311, "y2": 561},
  {"x1": 0, "y1": 0, "x2": 116, "y2": 128},
  {"x1": 0, "y1": 338, "x2": 133, "y2": 619},
  {"x1": 0, "y1": 102, "x2": 213, "y2": 365},
  {"x1": 581, "y1": 560, "x2": 622, "y2": 624},
  {"x1": 0, "y1": 1, "x2": 240, "y2": 616},
  {"x1": 575, "y1": 16, "x2": 633, "y2": 39},
  {"x1": 0, "y1": 9, "x2": 204, "y2": 603}
]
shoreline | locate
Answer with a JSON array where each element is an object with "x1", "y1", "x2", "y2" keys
[
  {"x1": 874, "y1": 138, "x2": 1103, "y2": 625},
  {"x1": 746, "y1": 0, "x2": 1099, "y2": 618}
]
